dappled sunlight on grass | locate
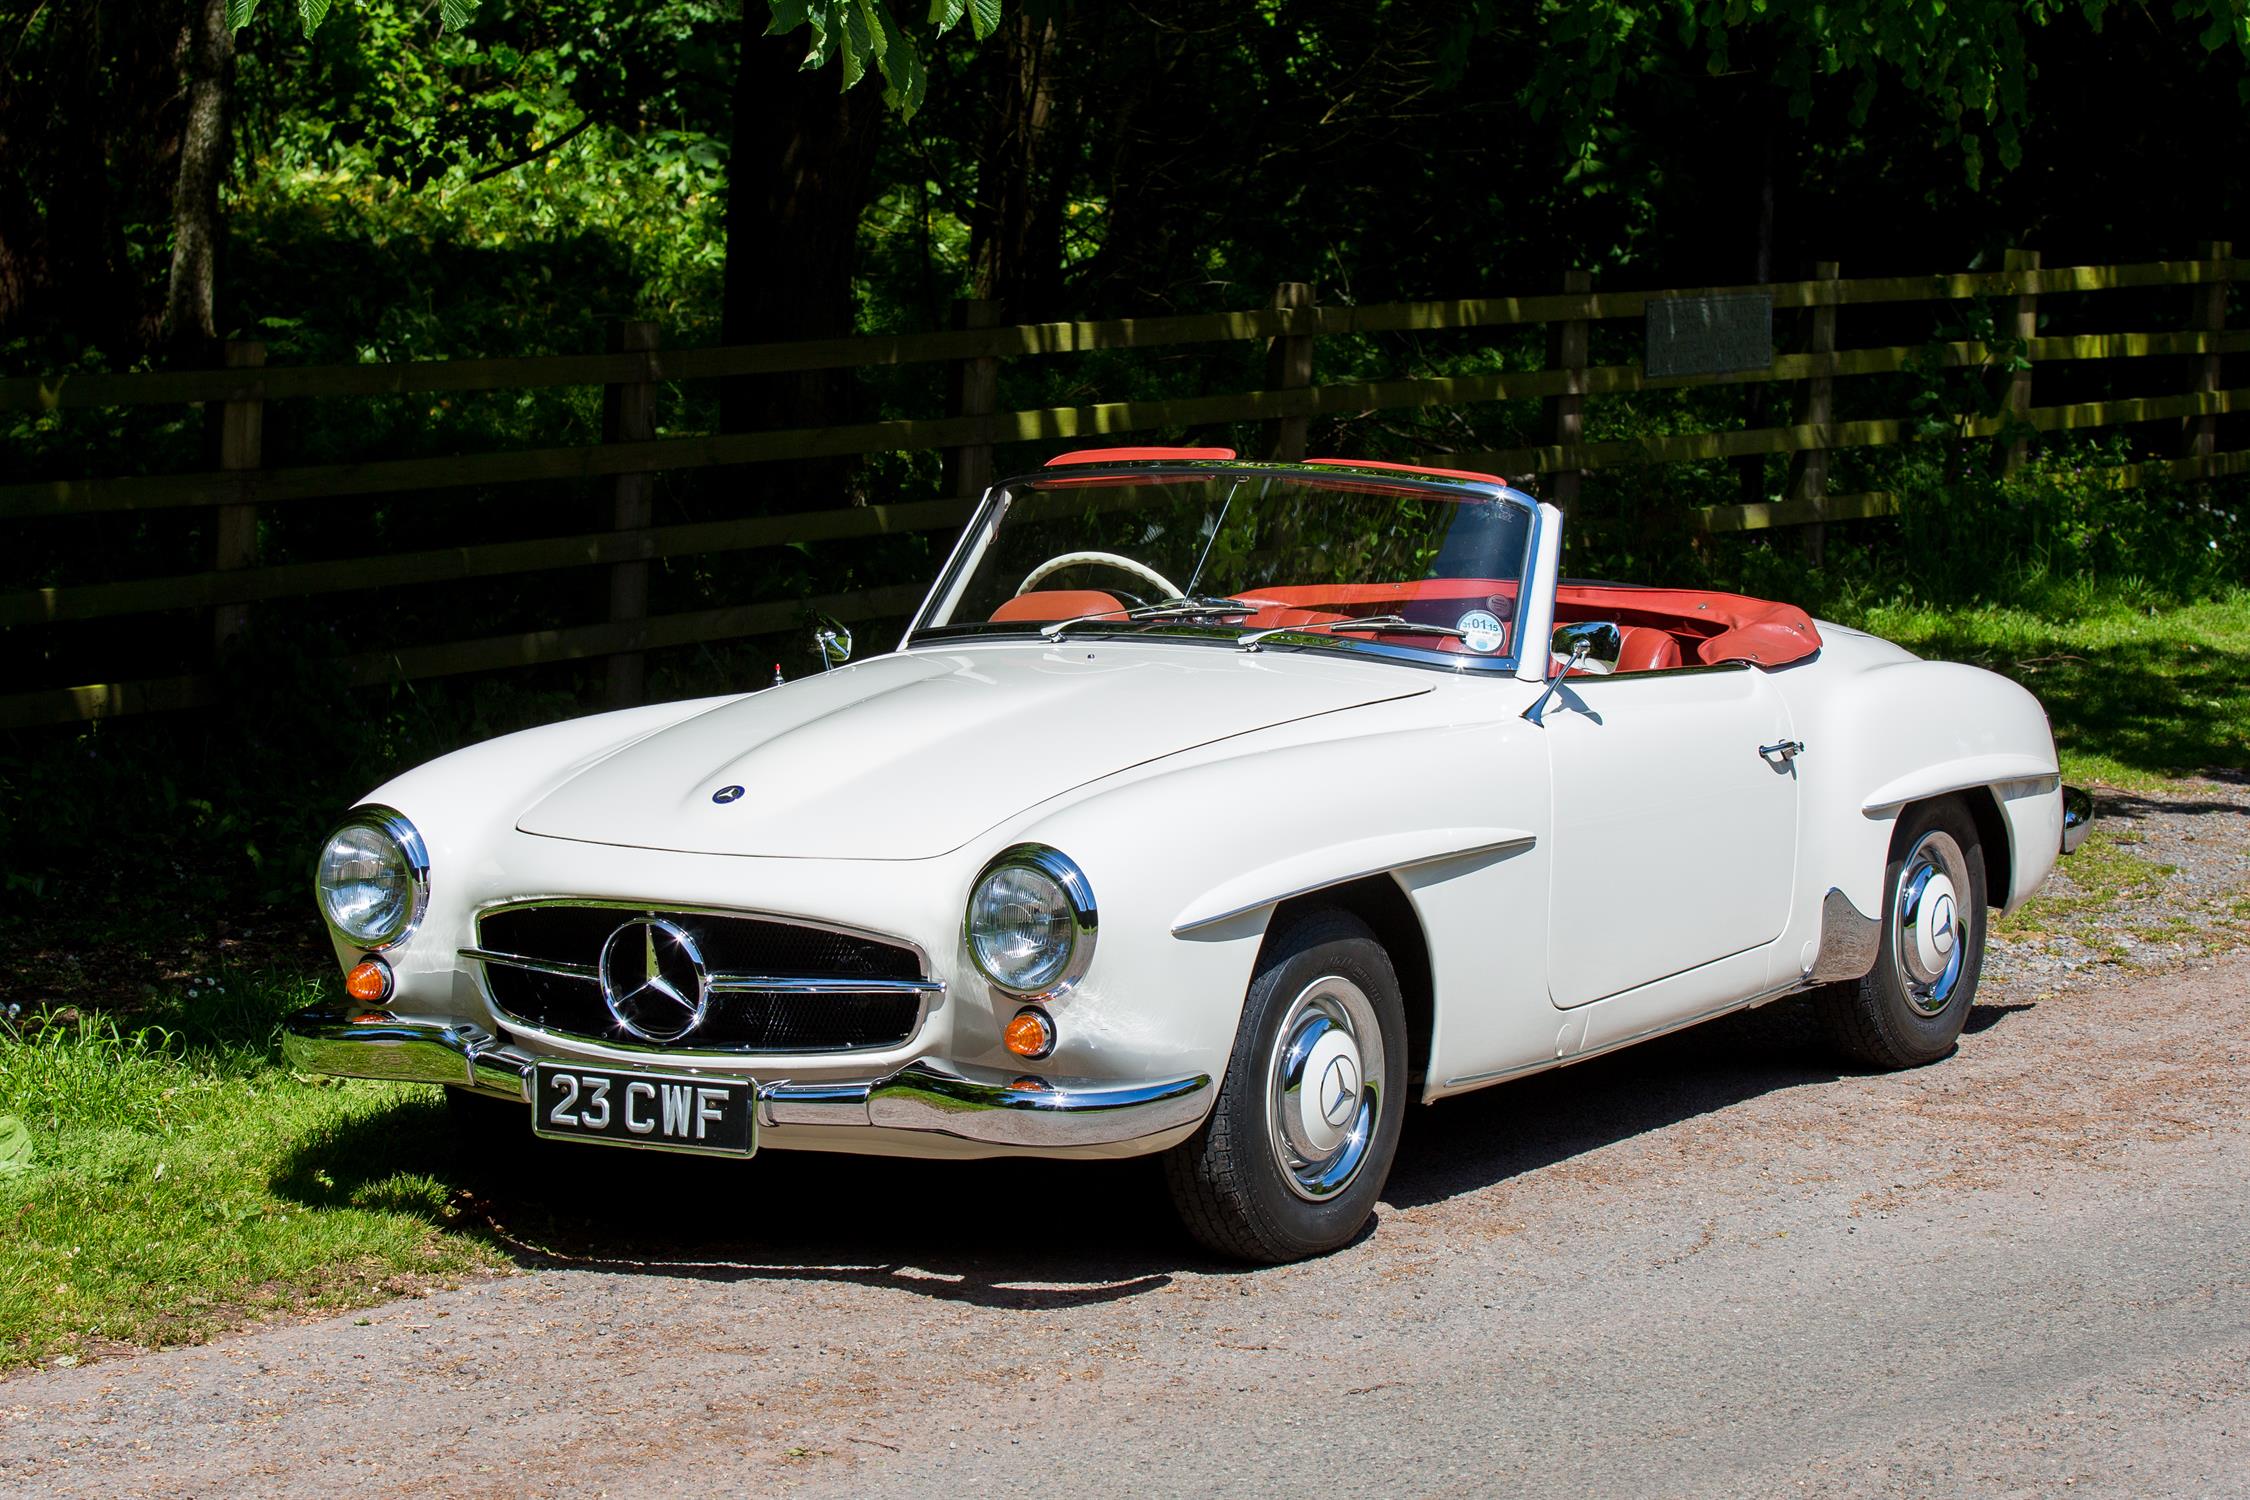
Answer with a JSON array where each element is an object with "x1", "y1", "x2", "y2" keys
[{"x1": 0, "y1": 972, "x2": 504, "y2": 1371}]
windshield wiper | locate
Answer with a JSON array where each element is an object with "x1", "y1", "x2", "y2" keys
[
  {"x1": 1039, "y1": 595, "x2": 1279, "y2": 640},
  {"x1": 1237, "y1": 615, "x2": 1471, "y2": 651}
]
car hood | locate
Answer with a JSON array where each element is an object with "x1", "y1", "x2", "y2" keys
[{"x1": 515, "y1": 644, "x2": 1430, "y2": 860}]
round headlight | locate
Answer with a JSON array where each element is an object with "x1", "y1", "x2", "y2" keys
[
  {"x1": 314, "y1": 807, "x2": 428, "y2": 950},
  {"x1": 965, "y1": 845, "x2": 1097, "y2": 997}
]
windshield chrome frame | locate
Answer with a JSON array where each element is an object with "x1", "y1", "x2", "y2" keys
[{"x1": 898, "y1": 462, "x2": 1544, "y2": 677}]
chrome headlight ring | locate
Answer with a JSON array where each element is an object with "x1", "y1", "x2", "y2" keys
[
  {"x1": 313, "y1": 804, "x2": 430, "y2": 951},
  {"x1": 964, "y1": 844, "x2": 1099, "y2": 1000}
]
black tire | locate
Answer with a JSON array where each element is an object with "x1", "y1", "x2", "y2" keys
[
  {"x1": 1817, "y1": 797, "x2": 1989, "y2": 1070},
  {"x1": 1163, "y1": 910, "x2": 1409, "y2": 1263}
]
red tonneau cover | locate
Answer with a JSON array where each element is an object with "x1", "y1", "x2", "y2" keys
[{"x1": 1555, "y1": 584, "x2": 1822, "y2": 667}]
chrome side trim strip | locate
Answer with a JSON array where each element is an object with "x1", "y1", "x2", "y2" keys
[
  {"x1": 1171, "y1": 835, "x2": 1536, "y2": 935},
  {"x1": 1806, "y1": 887, "x2": 1882, "y2": 984},
  {"x1": 280, "y1": 1007, "x2": 1211, "y2": 1148}
]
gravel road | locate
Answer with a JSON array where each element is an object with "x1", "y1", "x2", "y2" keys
[{"x1": 4, "y1": 781, "x2": 2246, "y2": 1498}]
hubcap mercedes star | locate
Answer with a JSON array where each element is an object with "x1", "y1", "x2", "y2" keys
[
  {"x1": 598, "y1": 917, "x2": 711, "y2": 1042},
  {"x1": 1266, "y1": 975, "x2": 1384, "y2": 1201},
  {"x1": 1894, "y1": 830, "x2": 1972, "y2": 1015}
]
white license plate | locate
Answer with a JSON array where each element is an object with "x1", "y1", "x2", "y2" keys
[{"x1": 531, "y1": 1064, "x2": 755, "y2": 1157}]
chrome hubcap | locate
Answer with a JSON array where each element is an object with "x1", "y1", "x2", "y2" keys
[
  {"x1": 1894, "y1": 830, "x2": 1972, "y2": 1015},
  {"x1": 1266, "y1": 975, "x2": 1383, "y2": 1201}
]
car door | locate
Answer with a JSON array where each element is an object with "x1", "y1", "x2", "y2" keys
[{"x1": 1542, "y1": 662, "x2": 1801, "y2": 1009}]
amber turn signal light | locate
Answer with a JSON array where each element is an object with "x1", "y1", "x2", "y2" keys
[
  {"x1": 344, "y1": 958, "x2": 394, "y2": 1005},
  {"x1": 1003, "y1": 1007, "x2": 1056, "y2": 1060}
]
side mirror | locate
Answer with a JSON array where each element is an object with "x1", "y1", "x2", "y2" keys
[
  {"x1": 1550, "y1": 620, "x2": 1621, "y2": 677},
  {"x1": 812, "y1": 616, "x2": 853, "y2": 672},
  {"x1": 1523, "y1": 620, "x2": 1622, "y2": 725}
]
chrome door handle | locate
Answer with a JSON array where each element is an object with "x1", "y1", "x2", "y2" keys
[{"x1": 1759, "y1": 739, "x2": 1805, "y2": 764}]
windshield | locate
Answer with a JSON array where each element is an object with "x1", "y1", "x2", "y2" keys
[{"x1": 910, "y1": 467, "x2": 1537, "y2": 668}]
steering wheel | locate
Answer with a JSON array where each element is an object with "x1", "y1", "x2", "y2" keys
[{"x1": 1016, "y1": 550, "x2": 1186, "y2": 601}]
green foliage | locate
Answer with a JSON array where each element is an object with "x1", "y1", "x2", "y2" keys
[
  {"x1": 1525, "y1": 0, "x2": 2250, "y2": 187},
  {"x1": 763, "y1": 0, "x2": 998, "y2": 115}
]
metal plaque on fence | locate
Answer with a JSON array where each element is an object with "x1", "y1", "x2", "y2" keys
[{"x1": 1645, "y1": 293, "x2": 1773, "y2": 378}]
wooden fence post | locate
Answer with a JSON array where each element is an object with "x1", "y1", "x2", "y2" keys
[
  {"x1": 1787, "y1": 261, "x2": 1840, "y2": 562},
  {"x1": 944, "y1": 298, "x2": 1001, "y2": 497},
  {"x1": 2003, "y1": 248, "x2": 2040, "y2": 473},
  {"x1": 1265, "y1": 281, "x2": 1315, "y2": 460},
  {"x1": 211, "y1": 340, "x2": 264, "y2": 652},
  {"x1": 601, "y1": 319, "x2": 658, "y2": 709},
  {"x1": 1541, "y1": 269, "x2": 1591, "y2": 507},
  {"x1": 2185, "y1": 239, "x2": 2231, "y2": 464}
]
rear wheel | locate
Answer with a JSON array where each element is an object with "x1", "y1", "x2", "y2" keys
[
  {"x1": 1163, "y1": 911, "x2": 1408, "y2": 1263},
  {"x1": 1817, "y1": 798, "x2": 1988, "y2": 1070}
]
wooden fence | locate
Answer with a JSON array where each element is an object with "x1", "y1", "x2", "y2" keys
[{"x1": 1, "y1": 246, "x2": 2239, "y2": 730}]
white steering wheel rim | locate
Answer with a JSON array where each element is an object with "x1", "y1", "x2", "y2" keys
[{"x1": 1016, "y1": 550, "x2": 1185, "y2": 600}]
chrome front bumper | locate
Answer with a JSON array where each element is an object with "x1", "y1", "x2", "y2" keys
[
  {"x1": 281, "y1": 1007, "x2": 1212, "y2": 1150},
  {"x1": 2061, "y1": 785, "x2": 2094, "y2": 855}
]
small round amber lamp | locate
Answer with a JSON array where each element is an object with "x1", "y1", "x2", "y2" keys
[
  {"x1": 1003, "y1": 1007, "x2": 1056, "y2": 1060},
  {"x1": 344, "y1": 958, "x2": 394, "y2": 1006}
]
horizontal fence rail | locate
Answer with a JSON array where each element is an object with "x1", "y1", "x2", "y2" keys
[{"x1": 2, "y1": 249, "x2": 2237, "y2": 730}]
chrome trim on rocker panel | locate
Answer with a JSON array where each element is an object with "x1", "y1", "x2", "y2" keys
[
  {"x1": 278, "y1": 1008, "x2": 1210, "y2": 1148},
  {"x1": 462, "y1": 897, "x2": 944, "y2": 1057},
  {"x1": 1806, "y1": 887, "x2": 1882, "y2": 984}
]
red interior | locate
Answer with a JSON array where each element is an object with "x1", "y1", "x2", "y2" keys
[
  {"x1": 1553, "y1": 584, "x2": 1821, "y2": 668},
  {"x1": 1044, "y1": 446, "x2": 1237, "y2": 466},
  {"x1": 1304, "y1": 457, "x2": 1509, "y2": 486},
  {"x1": 989, "y1": 589, "x2": 1123, "y2": 623},
  {"x1": 986, "y1": 578, "x2": 1819, "y2": 672}
]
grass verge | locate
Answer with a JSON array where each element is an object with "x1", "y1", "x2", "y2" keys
[{"x1": 0, "y1": 970, "x2": 505, "y2": 1374}]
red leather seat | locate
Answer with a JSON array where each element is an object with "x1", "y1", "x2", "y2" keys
[
  {"x1": 989, "y1": 589, "x2": 1124, "y2": 624},
  {"x1": 1614, "y1": 625, "x2": 1683, "y2": 673}
]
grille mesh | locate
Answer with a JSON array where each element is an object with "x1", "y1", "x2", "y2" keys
[{"x1": 476, "y1": 906, "x2": 925, "y2": 1053}]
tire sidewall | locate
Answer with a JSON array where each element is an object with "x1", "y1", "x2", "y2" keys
[
  {"x1": 1215, "y1": 917, "x2": 1410, "y2": 1259},
  {"x1": 1865, "y1": 799, "x2": 1989, "y2": 1065}
]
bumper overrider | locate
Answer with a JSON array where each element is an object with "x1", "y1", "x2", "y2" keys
[
  {"x1": 2061, "y1": 784, "x2": 2094, "y2": 855},
  {"x1": 280, "y1": 1006, "x2": 1213, "y2": 1150}
]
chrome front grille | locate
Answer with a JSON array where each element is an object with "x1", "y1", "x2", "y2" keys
[{"x1": 467, "y1": 904, "x2": 937, "y2": 1054}]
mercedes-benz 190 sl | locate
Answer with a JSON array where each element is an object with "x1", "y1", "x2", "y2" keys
[{"x1": 285, "y1": 449, "x2": 2092, "y2": 1262}]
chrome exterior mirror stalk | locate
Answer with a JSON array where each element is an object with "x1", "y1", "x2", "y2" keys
[{"x1": 1523, "y1": 621, "x2": 1622, "y2": 725}]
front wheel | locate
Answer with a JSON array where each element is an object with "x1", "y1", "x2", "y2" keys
[
  {"x1": 1816, "y1": 798, "x2": 1989, "y2": 1070},
  {"x1": 1163, "y1": 911, "x2": 1409, "y2": 1263}
]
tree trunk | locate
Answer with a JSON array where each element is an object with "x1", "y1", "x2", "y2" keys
[
  {"x1": 163, "y1": 0, "x2": 235, "y2": 357},
  {"x1": 720, "y1": 21, "x2": 884, "y2": 509},
  {"x1": 967, "y1": 5, "x2": 1088, "y2": 321}
]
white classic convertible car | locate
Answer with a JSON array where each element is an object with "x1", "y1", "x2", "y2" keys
[{"x1": 288, "y1": 450, "x2": 2091, "y2": 1261}]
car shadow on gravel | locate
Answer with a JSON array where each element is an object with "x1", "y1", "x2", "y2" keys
[
  {"x1": 1382, "y1": 994, "x2": 2032, "y2": 1211},
  {"x1": 275, "y1": 997, "x2": 2032, "y2": 1294}
]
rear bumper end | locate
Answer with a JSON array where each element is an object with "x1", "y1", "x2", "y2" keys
[
  {"x1": 2060, "y1": 785, "x2": 2094, "y2": 855},
  {"x1": 281, "y1": 1006, "x2": 1211, "y2": 1150}
]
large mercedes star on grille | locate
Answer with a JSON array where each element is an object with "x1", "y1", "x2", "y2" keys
[{"x1": 288, "y1": 449, "x2": 2092, "y2": 1262}]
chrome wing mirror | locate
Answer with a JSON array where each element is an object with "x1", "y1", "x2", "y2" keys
[
  {"x1": 812, "y1": 616, "x2": 853, "y2": 672},
  {"x1": 1523, "y1": 621, "x2": 1622, "y2": 725}
]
